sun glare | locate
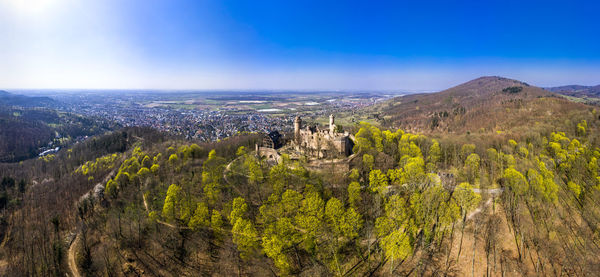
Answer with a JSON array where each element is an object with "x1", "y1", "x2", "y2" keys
[{"x1": 1, "y1": 0, "x2": 61, "y2": 17}]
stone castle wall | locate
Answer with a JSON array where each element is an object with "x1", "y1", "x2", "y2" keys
[{"x1": 293, "y1": 115, "x2": 353, "y2": 158}]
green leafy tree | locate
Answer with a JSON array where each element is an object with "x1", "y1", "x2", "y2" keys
[
  {"x1": 503, "y1": 168, "x2": 529, "y2": 196},
  {"x1": 567, "y1": 181, "x2": 582, "y2": 198},
  {"x1": 348, "y1": 181, "x2": 361, "y2": 207},
  {"x1": 262, "y1": 217, "x2": 299, "y2": 273},
  {"x1": 362, "y1": 153, "x2": 374, "y2": 171},
  {"x1": 268, "y1": 154, "x2": 293, "y2": 194},
  {"x1": 324, "y1": 197, "x2": 363, "y2": 275},
  {"x1": 375, "y1": 195, "x2": 412, "y2": 272},
  {"x1": 105, "y1": 179, "x2": 118, "y2": 199},
  {"x1": 168, "y1": 154, "x2": 178, "y2": 165},
  {"x1": 453, "y1": 182, "x2": 480, "y2": 260},
  {"x1": 369, "y1": 169, "x2": 388, "y2": 195},
  {"x1": 428, "y1": 139, "x2": 442, "y2": 165},
  {"x1": 229, "y1": 197, "x2": 248, "y2": 225},
  {"x1": 137, "y1": 167, "x2": 150, "y2": 179},
  {"x1": 236, "y1": 146, "x2": 247, "y2": 156},
  {"x1": 150, "y1": 164, "x2": 160, "y2": 174},
  {"x1": 211, "y1": 210, "x2": 223, "y2": 231},
  {"x1": 325, "y1": 197, "x2": 360, "y2": 239},
  {"x1": 295, "y1": 192, "x2": 325, "y2": 252},
  {"x1": 403, "y1": 156, "x2": 426, "y2": 186},
  {"x1": 232, "y1": 218, "x2": 259, "y2": 259},
  {"x1": 188, "y1": 202, "x2": 210, "y2": 231},
  {"x1": 162, "y1": 184, "x2": 193, "y2": 223},
  {"x1": 190, "y1": 143, "x2": 203, "y2": 158},
  {"x1": 141, "y1": 155, "x2": 152, "y2": 168},
  {"x1": 464, "y1": 153, "x2": 480, "y2": 184}
]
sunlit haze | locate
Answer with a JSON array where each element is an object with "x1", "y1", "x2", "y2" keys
[{"x1": 1, "y1": 0, "x2": 599, "y2": 91}]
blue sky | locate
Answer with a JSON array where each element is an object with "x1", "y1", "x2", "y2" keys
[{"x1": 1, "y1": 0, "x2": 599, "y2": 90}]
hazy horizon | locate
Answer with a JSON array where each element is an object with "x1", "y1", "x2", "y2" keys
[{"x1": 1, "y1": 0, "x2": 599, "y2": 91}]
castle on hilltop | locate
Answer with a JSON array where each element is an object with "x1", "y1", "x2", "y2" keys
[
  {"x1": 291, "y1": 114, "x2": 353, "y2": 158},
  {"x1": 257, "y1": 114, "x2": 353, "y2": 162}
]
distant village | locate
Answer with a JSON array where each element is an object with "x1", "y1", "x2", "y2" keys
[{"x1": 55, "y1": 92, "x2": 383, "y2": 142}]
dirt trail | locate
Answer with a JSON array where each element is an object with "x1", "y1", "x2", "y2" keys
[
  {"x1": 67, "y1": 163, "x2": 121, "y2": 277},
  {"x1": 67, "y1": 234, "x2": 82, "y2": 277},
  {"x1": 467, "y1": 198, "x2": 494, "y2": 220},
  {"x1": 143, "y1": 193, "x2": 188, "y2": 230}
]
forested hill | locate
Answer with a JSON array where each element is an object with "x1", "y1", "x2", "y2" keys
[
  {"x1": 371, "y1": 76, "x2": 588, "y2": 134},
  {"x1": 1, "y1": 78, "x2": 600, "y2": 275},
  {"x1": 0, "y1": 90, "x2": 56, "y2": 108},
  {"x1": 1, "y1": 102, "x2": 600, "y2": 275},
  {"x1": 0, "y1": 105, "x2": 118, "y2": 162}
]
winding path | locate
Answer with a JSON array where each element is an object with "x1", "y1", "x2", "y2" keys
[
  {"x1": 67, "y1": 233, "x2": 82, "y2": 277},
  {"x1": 67, "y1": 163, "x2": 121, "y2": 277}
]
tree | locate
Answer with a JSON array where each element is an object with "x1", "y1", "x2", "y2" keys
[
  {"x1": 105, "y1": 179, "x2": 118, "y2": 199},
  {"x1": 268, "y1": 155, "x2": 293, "y2": 194},
  {"x1": 188, "y1": 202, "x2": 210, "y2": 231},
  {"x1": 460, "y1": 144, "x2": 476, "y2": 160},
  {"x1": 295, "y1": 192, "x2": 325, "y2": 252},
  {"x1": 232, "y1": 218, "x2": 259, "y2": 259},
  {"x1": 348, "y1": 181, "x2": 361, "y2": 207},
  {"x1": 369, "y1": 169, "x2": 388, "y2": 195},
  {"x1": 577, "y1": 120, "x2": 587, "y2": 136},
  {"x1": 189, "y1": 143, "x2": 203, "y2": 158},
  {"x1": 168, "y1": 154, "x2": 178, "y2": 165},
  {"x1": 465, "y1": 153, "x2": 480, "y2": 184},
  {"x1": 429, "y1": 139, "x2": 442, "y2": 165},
  {"x1": 244, "y1": 155, "x2": 263, "y2": 185},
  {"x1": 324, "y1": 197, "x2": 363, "y2": 275},
  {"x1": 162, "y1": 184, "x2": 193, "y2": 223},
  {"x1": 453, "y1": 182, "x2": 481, "y2": 261},
  {"x1": 536, "y1": 160, "x2": 558, "y2": 202},
  {"x1": 567, "y1": 181, "x2": 582, "y2": 198},
  {"x1": 229, "y1": 197, "x2": 248, "y2": 225},
  {"x1": 454, "y1": 183, "x2": 481, "y2": 220},
  {"x1": 137, "y1": 167, "x2": 150, "y2": 179},
  {"x1": 353, "y1": 122, "x2": 383, "y2": 153},
  {"x1": 375, "y1": 195, "x2": 412, "y2": 272},
  {"x1": 503, "y1": 168, "x2": 528, "y2": 196},
  {"x1": 236, "y1": 146, "x2": 247, "y2": 156},
  {"x1": 403, "y1": 156, "x2": 426, "y2": 186},
  {"x1": 203, "y1": 149, "x2": 226, "y2": 184},
  {"x1": 211, "y1": 210, "x2": 223, "y2": 231},
  {"x1": 150, "y1": 163, "x2": 160, "y2": 174},
  {"x1": 381, "y1": 229, "x2": 412, "y2": 273},
  {"x1": 141, "y1": 155, "x2": 152, "y2": 168},
  {"x1": 281, "y1": 189, "x2": 302, "y2": 217},
  {"x1": 363, "y1": 154, "x2": 374, "y2": 171},
  {"x1": 228, "y1": 197, "x2": 258, "y2": 259}
]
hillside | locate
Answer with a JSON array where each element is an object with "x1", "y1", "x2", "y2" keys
[
  {"x1": 0, "y1": 91, "x2": 119, "y2": 162},
  {"x1": 0, "y1": 90, "x2": 56, "y2": 108},
  {"x1": 1, "y1": 79, "x2": 600, "y2": 276},
  {"x1": 0, "y1": 106, "x2": 119, "y2": 162},
  {"x1": 373, "y1": 76, "x2": 589, "y2": 135},
  {"x1": 1, "y1": 114, "x2": 600, "y2": 275}
]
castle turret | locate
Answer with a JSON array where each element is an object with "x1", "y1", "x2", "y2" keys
[
  {"x1": 329, "y1": 114, "x2": 335, "y2": 133},
  {"x1": 294, "y1": 116, "x2": 302, "y2": 142}
]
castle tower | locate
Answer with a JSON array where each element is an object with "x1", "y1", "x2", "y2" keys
[
  {"x1": 294, "y1": 116, "x2": 302, "y2": 142},
  {"x1": 329, "y1": 114, "x2": 335, "y2": 133}
]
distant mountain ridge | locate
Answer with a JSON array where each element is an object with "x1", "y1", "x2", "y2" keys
[
  {"x1": 0, "y1": 90, "x2": 57, "y2": 108},
  {"x1": 546, "y1": 84, "x2": 600, "y2": 98}
]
